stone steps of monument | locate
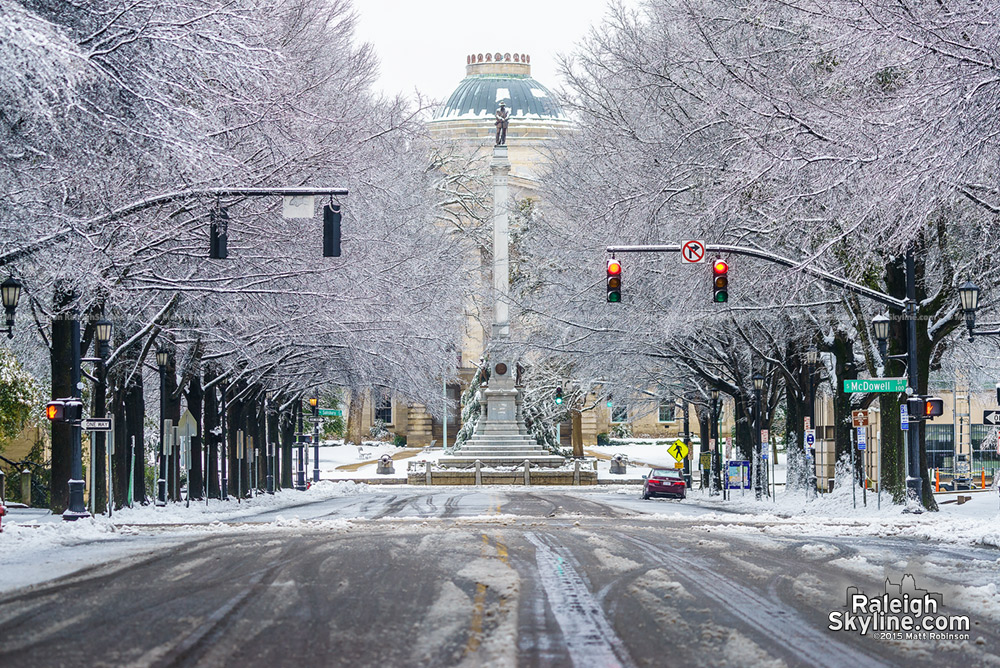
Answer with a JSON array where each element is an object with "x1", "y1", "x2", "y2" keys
[
  {"x1": 464, "y1": 435, "x2": 539, "y2": 448},
  {"x1": 452, "y1": 452, "x2": 549, "y2": 461},
  {"x1": 458, "y1": 445, "x2": 548, "y2": 453},
  {"x1": 437, "y1": 455, "x2": 566, "y2": 468}
]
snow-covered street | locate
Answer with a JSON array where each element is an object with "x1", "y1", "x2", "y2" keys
[{"x1": 3, "y1": 483, "x2": 999, "y2": 667}]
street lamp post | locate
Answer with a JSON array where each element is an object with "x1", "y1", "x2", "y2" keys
[
  {"x1": 959, "y1": 281, "x2": 980, "y2": 341},
  {"x1": 266, "y1": 391, "x2": 275, "y2": 494},
  {"x1": 310, "y1": 395, "x2": 320, "y2": 483},
  {"x1": 0, "y1": 277, "x2": 22, "y2": 338},
  {"x1": 156, "y1": 346, "x2": 169, "y2": 506},
  {"x1": 82, "y1": 318, "x2": 113, "y2": 514},
  {"x1": 806, "y1": 349, "x2": 819, "y2": 498},
  {"x1": 753, "y1": 372, "x2": 765, "y2": 500}
]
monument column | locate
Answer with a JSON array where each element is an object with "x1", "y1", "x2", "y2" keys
[{"x1": 491, "y1": 145, "x2": 511, "y2": 338}]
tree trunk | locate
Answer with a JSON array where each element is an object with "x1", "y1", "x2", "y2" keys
[
  {"x1": 165, "y1": 355, "x2": 181, "y2": 500},
  {"x1": 345, "y1": 390, "x2": 365, "y2": 445},
  {"x1": 185, "y1": 374, "x2": 204, "y2": 499},
  {"x1": 124, "y1": 378, "x2": 146, "y2": 503},
  {"x1": 204, "y1": 377, "x2": 221, "y2": 498},
  {"x1": 280, "y1": 405, "x2": 294, "y2": 488}
]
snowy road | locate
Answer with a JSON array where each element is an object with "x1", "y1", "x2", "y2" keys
[{"x1": 1, "y1": 488, "x2": 998, "y2": 667}]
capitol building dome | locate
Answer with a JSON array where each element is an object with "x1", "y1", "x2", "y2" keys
[{"x1": 429, "y1": 52, "x2": 571, "y2": 180}]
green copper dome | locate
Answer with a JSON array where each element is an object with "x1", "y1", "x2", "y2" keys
[{"x1": 433, "y1": 52, "x2": 567, "y2": 122}]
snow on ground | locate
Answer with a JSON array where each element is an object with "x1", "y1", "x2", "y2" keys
[{"x1": 0, "y1": 481, "x2": 376, "y2": 593}]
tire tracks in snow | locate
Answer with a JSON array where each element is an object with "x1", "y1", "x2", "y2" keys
[{"x1": 524, "y1": 531, "x2": 636, "y2": 668}]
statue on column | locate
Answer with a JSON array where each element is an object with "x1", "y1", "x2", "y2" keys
[{"x1": 495, "y1": 102, "x2": 510, "y2": 145}]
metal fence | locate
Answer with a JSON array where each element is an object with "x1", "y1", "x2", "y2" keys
[
  {"x1": 925, "y1": 424, "x2": 955, "y2": 470},
  {"x1": 970, "y1": 423, "x2": 1000, "y2": 475}
]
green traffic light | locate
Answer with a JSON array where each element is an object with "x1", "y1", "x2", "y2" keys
[{"x1": 555, "y1": 397, "x2": 563, "y2": 404}]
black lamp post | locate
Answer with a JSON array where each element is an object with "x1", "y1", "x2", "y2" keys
[
  {"x1": 266, "y1": 391, "x2": 276, "y2": 494},
  {"x1": 310, "y1": 395, "x2": 320, "y2": 483},
  {"x1": 872, "y1": 313, "x2": 891, "y2": 362},
  {"x1": 806, "y1": 348, "x2": 818, "y2": 497},
  {"x1": 156, "y1": 345, "x2": 169, "y2": 506},
  {"x1": 0, "y1": 277, "x2": 22, "y2": 337},
  {"x1": 959, "y1": 281, "x2": 980, "y2": 342},
  {"x1": 753, "y1": 372, "x2": 765, "y2": 500},
  {"x1": 84, "y1": 318, "x2": 113, "y2": 514}
]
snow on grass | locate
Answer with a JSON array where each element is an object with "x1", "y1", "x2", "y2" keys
[
  {"x1": 0, "y1": 481, "x2": 375, "y2": 593},
  {"x1": 104, "y1": 480, "x2": 375, "y2": 525}
]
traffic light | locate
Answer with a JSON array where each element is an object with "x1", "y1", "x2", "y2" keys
[
  {"x1": 712, "y1": 258, "x2": 728, "y2": 303},
  {"x1": 906, "y1": 396, "x2": 944, "y2": 419},
  {"x1": 209, "y1": 206, "x2": 229, "y2": 259},
  {"x1": 555, "y1": 386, "x2": 563, "y2": 405},
  {"x1": 606, "y1": 258, "x2": 622, "y2": 302},
  {"x1": 46, "y1": 398, "x2": 83, "y2": 423},
  {"x1": 323, "y1": 204, "x2": 341, "y2": 257}
]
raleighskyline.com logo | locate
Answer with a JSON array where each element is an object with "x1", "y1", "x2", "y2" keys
[{"x1": 828, "y1": 574, "x2": 970, "y2": 639}]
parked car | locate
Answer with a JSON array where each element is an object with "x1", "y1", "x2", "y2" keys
[{"x1": 642, "y1": 468, "x2": 686, "y2": 500}]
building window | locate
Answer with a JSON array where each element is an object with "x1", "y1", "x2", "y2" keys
[
  {"x1": 374, "y1": 391, "x2": 392, "y2": 424},
  {"x1": 658, "y1": 399, "x2": 675, "y2": 422},
  {"x1": 611, "y1": 404, "x2": 628, "y2": 423}
]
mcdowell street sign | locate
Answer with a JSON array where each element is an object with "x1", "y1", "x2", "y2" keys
[
  {"x1": 318, "y1": 408, "x2": 342, "y2": 417},
  {"x1": 843, "y1": 378, "x2": 907, "y2": 393}
]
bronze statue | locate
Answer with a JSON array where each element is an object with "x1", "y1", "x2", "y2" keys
[{"x1": 495, "y1": 102, "x2": 510, "y2": 145}]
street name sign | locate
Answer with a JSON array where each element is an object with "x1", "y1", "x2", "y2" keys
[
  {"x1": 318, "y1": 408, "x2": 343, "y2": 417},
  {"x1": 680, "y1": 240, "x2": 706, "y2": 264},
  {"x1": 983, "y1": 410, "x2": 1000, "y2": 426},
  {"x1": 843, "y1": 378, "x2": 907, "y2": 393},
  {"x1": 668, "y1": 439, "x2": 689, "y2": 462}
]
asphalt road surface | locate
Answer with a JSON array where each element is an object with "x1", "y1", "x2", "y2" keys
[{"x1": 1, "y1": 488, "x2": 997, "y2": 667}]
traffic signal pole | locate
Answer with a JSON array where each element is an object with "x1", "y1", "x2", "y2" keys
[
  {"x1": 607, "y1": 242, "x2": 930, "y2": 508},
  {"x1": 64, "y1": 319, "x2": 89, "y2": 520}
]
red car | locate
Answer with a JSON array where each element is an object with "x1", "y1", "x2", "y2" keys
[{"x1": 642, "y1": 468, "x2": 686, "y2": 500}]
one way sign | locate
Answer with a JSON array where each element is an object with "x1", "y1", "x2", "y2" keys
[{"x1": 984, "y1": 410, "x2": 1000, "y2": 426}]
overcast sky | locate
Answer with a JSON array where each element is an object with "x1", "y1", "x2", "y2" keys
[{"x1": 353, "y1": 0, "x2": 633, "y2": 104}]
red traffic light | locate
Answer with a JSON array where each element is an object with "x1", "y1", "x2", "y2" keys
[
  {"x1": 606, "y1": 258, "x2": 622, "y2": 303},
  {"x1": 713, "y1": 260, "x2": 728, "y2": 274}
]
